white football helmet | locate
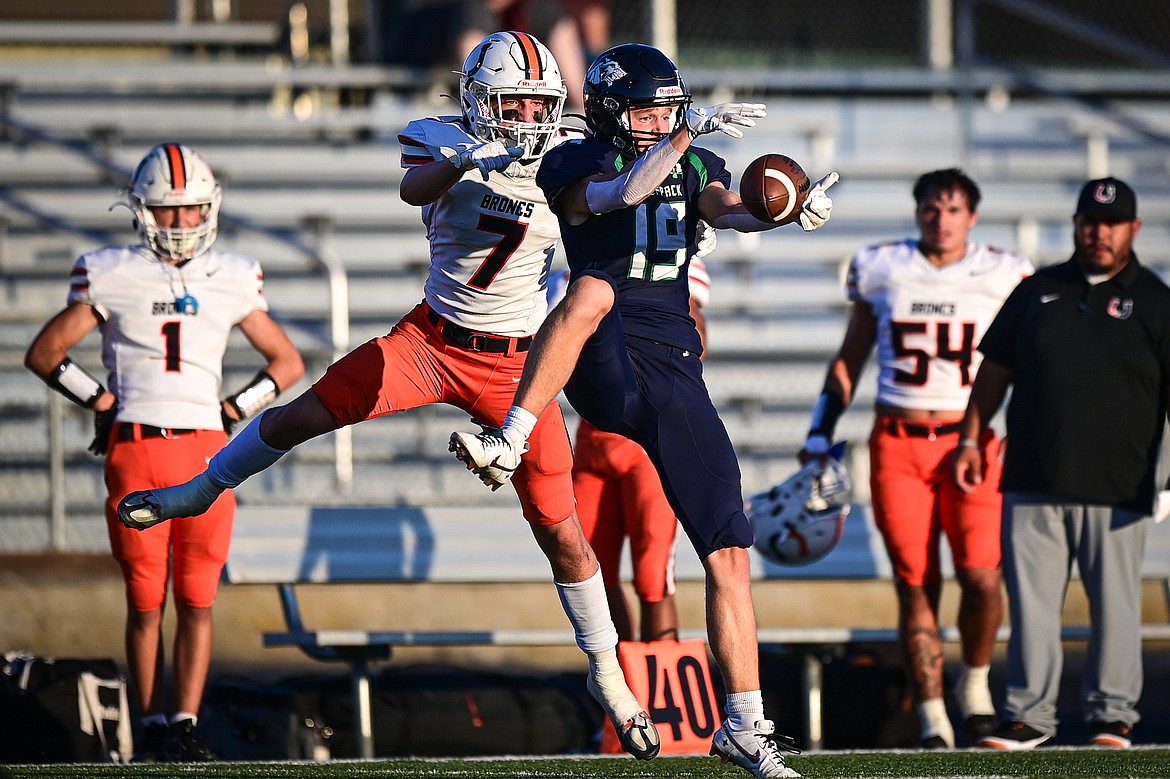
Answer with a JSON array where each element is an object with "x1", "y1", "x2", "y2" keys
[
  {"x1": 459, "y1": 31, "x2": 566, "y2": 160},
  {"x1": 748, "y1": 443, "x2": 852, "y2": 566},
  {"x1": 126, "y1": 142, "x2": 222, "y2": 260}
]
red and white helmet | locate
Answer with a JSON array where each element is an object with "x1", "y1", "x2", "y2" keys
[
  {"x1": 459, "y1": 31, "x2": 566, "y2": 160},
  {"x1": 127, "y1": 143, "x2": 222, "y2": 260},
  {"x1": 748, "y1": 443, "x2": 852, "y2": 566}
]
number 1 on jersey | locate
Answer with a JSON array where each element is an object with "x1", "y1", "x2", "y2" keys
[{"x1": 161, "y1": 321, "x2": 181, "y2": 372}]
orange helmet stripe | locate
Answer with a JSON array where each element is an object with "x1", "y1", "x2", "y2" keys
[
  {"x1": 164, "y1": 143, "x2": 186, "y2": 191},
  {"x1": 509, "y1": 31, "x2": 542, "y2": 80}
]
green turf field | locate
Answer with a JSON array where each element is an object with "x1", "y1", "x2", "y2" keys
[{"x1": 3, "y1": 749, "x2": 1170, "y2": 779}]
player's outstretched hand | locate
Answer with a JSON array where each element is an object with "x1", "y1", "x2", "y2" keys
[
  {"x1": 451, "y1": 141, "x2": 524, "y2": 180},
  {"x1": 798, "y1": 171, "x2": 839, "y2": 232},
  {"x1": 684, "y1": 103, "x2": 766, "y2": 139}
]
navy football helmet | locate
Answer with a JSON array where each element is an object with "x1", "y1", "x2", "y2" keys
[{"x1": 583, "y1": 43, "x2": 692, "y2": 158}]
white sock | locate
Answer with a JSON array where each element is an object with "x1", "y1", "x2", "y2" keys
[
  {"x1": 171, "y1": 712, "x2": 198, "y2": 726},
  {"x1": 555, "y1": 567, "x2": 620, "y2": 653},
  {"x1": 954, "y1": 663, "x2": 995, "y2": 717},
  {"x1": 725, "y1": 690, "x2": 766, "y2": 731},
  {"x1": 501, "y1": 406, "x2": 538, "y2": 448},
  {"x1": 917, "y1": 698, "x2": 954, "y2": 746}
]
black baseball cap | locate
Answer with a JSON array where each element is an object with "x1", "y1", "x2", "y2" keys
[{"x1": 1075, "y1": 177, "x2": 1137, "y2": 222}]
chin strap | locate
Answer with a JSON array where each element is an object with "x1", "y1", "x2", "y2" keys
[{"x1": 47, "y1": 357, "x2": 106, "y2": 408}]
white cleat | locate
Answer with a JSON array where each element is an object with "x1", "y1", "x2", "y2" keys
[
  {"x1": 448, "y1": 428, "x2": 527, "y2": 491},
  {"x1": 585, "y1": 674, "x2": 660, "y2": 760},
  {"x1": 710, "y1": 720, "x2": 802, "y2": 777}
]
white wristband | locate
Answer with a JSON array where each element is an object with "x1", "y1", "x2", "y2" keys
[
  {"x1": 958, "y1": 438, "x2": 980, "y2": 449},
  {"x1": 50, "y1": 358, "x2": 105, "y2": 408}
]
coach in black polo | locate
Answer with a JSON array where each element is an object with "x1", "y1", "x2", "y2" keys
[{"x1": 953, "y1": 176, "x2": 1170, "y2": 750}]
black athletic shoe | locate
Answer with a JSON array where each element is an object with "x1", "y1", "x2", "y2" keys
[
  {"x1": 130, "y1": 722, "x2": 168, "y2": 763},
  {"x1": 965, "y1": 714, "x2": 998, "y2": 741},
  {"x1": 915, "y1": 734, "x2": 951, "y2": 750},
  {"x1": 161, "y1": 718, "x2": 215, "y2": 762},
  {"x1": 978, "y1": 720, "x2": 1050, "y2": 751},
  {"x1": 1088, "y1": 721, "x2": 1132, "y2": 749}
]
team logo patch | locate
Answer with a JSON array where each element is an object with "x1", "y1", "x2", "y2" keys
[
  {"x1": 1093, "y1": 183, "x2": 1117, "y2": 204},
  {"x1": 588, "y1": 57, "x2": 627, "y2": 86},
  {"x1": 1107, "y1": 297, "x2": 1133, "y2": 319}
]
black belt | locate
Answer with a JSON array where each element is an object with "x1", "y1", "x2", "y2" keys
[
  {"x1": 426, "y1": 308, "x2": 532, "y2": 354},
  {"x1": 117, "y1": 423, "x2": 197, "y2": 441},
  {"x1": 884, "y1": 418, "x2": 962, "y2": 440}
]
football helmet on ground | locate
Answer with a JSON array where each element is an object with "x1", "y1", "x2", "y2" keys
[
  {"x1": 748, "y1": 442, "x2": 852, "y2": 566},
  {"x1": 583, "y1": 43, "x2": 692, "y2": 158},
  {"x1": 459, "y1": 31, "x2": 566, "y2": 160},
  {"x1": 127, "y1": 143, "x2": 222, "y2": 260}
]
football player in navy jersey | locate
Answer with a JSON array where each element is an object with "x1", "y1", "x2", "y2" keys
[{"x1": 451, "y1": 43, "x2": 837, "y2": 778}]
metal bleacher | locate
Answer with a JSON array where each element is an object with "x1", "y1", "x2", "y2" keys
[{"x1": 3, "y1": 41, "x2": 1170, "y2": 550}]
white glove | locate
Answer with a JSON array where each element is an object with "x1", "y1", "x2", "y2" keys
[
  {"x1": 798, "y1": 171, "x2": 839, "y2": 232},
  {"x1": 684, "y1": 102, "x2": 766, "y2": 139},
  {"x1": 450, "y1": 141, "x2": 524, "y2": 180},
  {"x1": 694, "y1": 219, "x2": 717, "y2": 259}
]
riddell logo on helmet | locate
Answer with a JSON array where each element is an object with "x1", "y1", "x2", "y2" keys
[
  {"x1": 656, "y1": 86, "x2": 684, "y2": 97},
  {"x1": 518, "y1": 79, "x2": 550, "y2": 88}
]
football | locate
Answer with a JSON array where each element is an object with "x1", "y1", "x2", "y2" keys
[{"x1": 739, "y1": 153, "x2": 811, "y2": 224}]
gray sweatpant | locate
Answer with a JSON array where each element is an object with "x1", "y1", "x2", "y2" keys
[{"x1": 1001, "y1": 493, "x2": 1147, "y2": 735}]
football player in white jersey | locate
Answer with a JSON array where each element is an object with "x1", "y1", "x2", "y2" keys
[
  {"x1": 25, "y1": 143, "x2": 304, "y2": 762},
  {"x1": 113, "y1": 32, "x2": 661, "y2": 760},
  {"x1": 799, "y1": 169, "x2": 1033, "y2": 749}
]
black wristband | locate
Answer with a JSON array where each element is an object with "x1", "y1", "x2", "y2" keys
[
  {"x1": 47, "y1": 357, "x2": 106, "y2": 408},
  {"x1": 808, "y1": 390, "x2": 846, "y2": 439}
]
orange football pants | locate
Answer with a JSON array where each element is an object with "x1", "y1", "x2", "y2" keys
[
  {"x1": 572, "y1": 421, "x2": 677, "y2": 601},
  {"x1": 105, "y1": 425, "x2": 234, "y2": 611},
  {"x1": 313, "y1": 301, "x2": 575, "y2": 526},
  {"x1": 868, "y1": 418, "x2": 1002, "y2": 586}
]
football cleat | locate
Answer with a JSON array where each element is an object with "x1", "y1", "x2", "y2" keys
[
  {"x1": 117, "y1": 490, "x2": 168, "y2": 531},
  {"x1": 130, "y1": 722, "x2": 168, "y2": 764},
  {"x1": 585, "y1": 672, "x2": 660, "y2": 760},
  {"x1": 161, "y1": 718, "x2": 215, "y2": 762},
  {"x1": 448, "y1": 428, "x2": 528, "y2": 490},
  {"x1": 711, "y1": 720, "x2": 802, "y2": 778}
]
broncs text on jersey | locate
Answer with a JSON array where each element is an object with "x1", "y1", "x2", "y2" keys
[
  {"x1": 153, "y1": 300, "x2": 199, "y2": 316},
  {"x1": 910, "y1": 301, "x2": 957, "y2": 316},
  {"x1": 481, "y1": 193, "x2": 535, "y2": 219}
]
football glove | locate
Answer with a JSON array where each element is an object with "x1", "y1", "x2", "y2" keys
[
  {"x1": 450, "y1": 141, "x2": 524, "y2": 181},
  {"x1": 798, "y1": 171, "x2": 839, "y2": 232},
  {"x1": 87, "y1": 407, "x2": 117, "y2": 457},
  {"x1": 684, "y1": 103, "x2": 766, "y2": 139}
]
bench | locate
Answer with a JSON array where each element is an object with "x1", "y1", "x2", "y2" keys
[{"x1": 223, "y1": 503, "x2": 1170, "y2": 757}]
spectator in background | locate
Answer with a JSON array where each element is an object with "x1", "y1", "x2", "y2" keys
[
  {"x1": 25, "y1": 143, "x2": 304, "y2": 762},
  {"x1": 955, "y1": 176, "x2": 1167, "y2": 751},
  {"x1": 559, "y1": 0, "x2": 611, "y2": 61},
  {"x1": 456, "y1": 0, "x2": 586, "y2": 111},
  {"x1": 800, "y1": 168, "x2": 1033, "y2": 748},
  {"x1": 560, "y1": 227, "x2": 714, "y2": 644},
  {"x1": 368, "y1": 0, "x2": 586, "y2": 111}
]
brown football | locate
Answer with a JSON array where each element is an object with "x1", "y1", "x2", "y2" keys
[{"x1": 739, "y1": 154, "x2": 811, "y2": 225}]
